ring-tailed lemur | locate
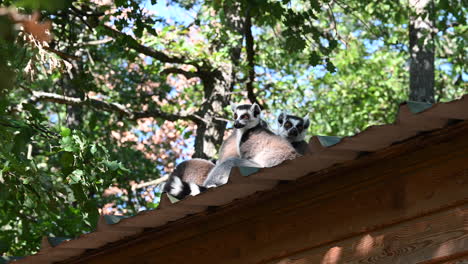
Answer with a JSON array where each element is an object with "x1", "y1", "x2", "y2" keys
[
  {"x1": 203, "y1": 103, "x2": 299, "y2": 187},
  {"x1": 276, "y1": 112, "x2": 310, "y2": 155},
  {"x1": 217, "y1": 103, "x2": 269, "y2": 163},
  {"x1": 164, "y1": 103, "x2": 264, "y2": 198},
  {"x1": 162, "y1": 102, "x2": 251, "y2": 199},
  {"x1": 162, "y1": 158, "x2": 214, "y2": 200}
]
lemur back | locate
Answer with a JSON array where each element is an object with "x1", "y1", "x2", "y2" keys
[
  {"x1": 217, "y1": 132, "x2": 238, "y2": 163},
  {"x1": 171, "y1": 158, "x2": 214, "y2": 185},
  {"x1": 239, "y1": 124, "x2": 298, "y2": 167},
  {"x1": 276, "y1": 112, "x2": 310, "y2": 155}
]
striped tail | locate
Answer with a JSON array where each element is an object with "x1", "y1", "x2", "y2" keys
[{"x1": 163, "y1": 175, "x2": 207, "y2": 200}]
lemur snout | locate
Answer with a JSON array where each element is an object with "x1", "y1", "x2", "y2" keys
[
  {"x1": 234, "y1": 121, "x2": 245, "y2": 128},
  {"x1": 289, "y1": 128, "x2": 298, "y2": 137}
]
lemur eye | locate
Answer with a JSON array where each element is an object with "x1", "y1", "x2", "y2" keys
[
  {"x1": 284, "y1": 122, "x2": 292, "y2": 129},
  {"x1": 234, "y1": 113, "x2": 238, "y2": 119},
  {"x1": 297, "y1": 125, "x2": 303, "y2": 130},
  {"x1": 241, "y1": 114, "x2": 250, "y2": 119}
]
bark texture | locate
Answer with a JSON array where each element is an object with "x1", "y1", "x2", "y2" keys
[{"x1": 409, "y1": 0, "x2": 435, "y2": 103}]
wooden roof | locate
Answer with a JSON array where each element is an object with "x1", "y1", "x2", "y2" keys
[{"x1": 12, "y1": 95, "x2": 468, "y2": 264}]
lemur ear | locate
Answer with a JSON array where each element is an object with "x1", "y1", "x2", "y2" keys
[
  {"x1": 230, "y1": 102, "x2": 237, "y2": 112},
  {"x1": 250, "y1": 103, "x2": 261, "y2": 117},
  {"x1": 278, "y1": 112, "x2": 285, "y2": 124},
  {"x1": 303, "y1": 114, "x2": 310, "y2": 129}
]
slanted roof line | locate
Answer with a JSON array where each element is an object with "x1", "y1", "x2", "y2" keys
[{"x1": 12, "y1": 94, "x2": 468, "y2": 264}]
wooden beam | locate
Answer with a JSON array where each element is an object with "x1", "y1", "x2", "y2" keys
[
  {"x1": 63, "y1": 121, "x2": 468, "y2": 264},
  {"x1": 271, "y1": 204, "x2": 468, "y2": 264}
]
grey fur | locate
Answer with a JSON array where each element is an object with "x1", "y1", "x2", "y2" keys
[
  {"x1": 203, "y1": 157, "x2": 261, "y2": 187},
  {"x1": 174, "y1": 159, "x2": 214, "y2": 185},
  {"x1": 217, "y1": 131, "x2": 238, "y2": 163},
  {"x1": 218, "y1": 120, "x2": 269, "y2": 163},
  {"x1": 239, "y1": 123, "x2": 298, "y2": 166}
]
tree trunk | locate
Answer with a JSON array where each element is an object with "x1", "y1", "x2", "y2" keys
[
  {"x1": 193, "y1": 66, "x2": 233, "y2": 159},
  {"x1": 191, "y1": 2, "x2": 246, "y2": 159},
  {"x1": 409, "y1": 0, "x2": 435, "y2": 103}
]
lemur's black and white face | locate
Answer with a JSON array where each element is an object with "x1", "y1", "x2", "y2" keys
[
  {"x1": 277, "y1": 113, "x2": 309, "y2": 142},
  {"x1": 230, "y1": 103, "x2": 261, "y2": 130}
]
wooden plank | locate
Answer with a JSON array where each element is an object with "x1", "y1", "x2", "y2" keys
[
  {"x1": 62, "y1": 121, "x2": 468, "y2": 264},
  {"x1": 440, "y1": 259, "x2": 468, "y2": 264},
  {"x1": 271, "y1": 204, "x2": 468, "y2": 264}
]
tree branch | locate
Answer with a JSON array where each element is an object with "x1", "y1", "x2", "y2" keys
[
  {"x1": 101, "y1": 25, "x2": 199, "y2": 67},
  {"x1": 326, "y1": 1, "x2": 348, "y2": 48},
  {"x1": 81, "y1": 38, "x2": 113, "y2": 46},
  {"x1": 68, "y1": 6, "x2": 204, "y2": 68},
  {"x1": 131, "y1": 175, "x2": 169, "y2": 191},
  {"x1": 30, "y1": 91, "x2": 200, "y2": 123},
  {"x1": 333, "y1": 0, "x2": 386, "y2": 40},
  {"x1": 43, "y1": 46, "x2": 81, "y2": 61},
  {"x1": 160, "y1": 67, "x2": 200, "y2": 79},
  {"x1": 244, "y1": 10, "x2": 265, "y2": 109}
]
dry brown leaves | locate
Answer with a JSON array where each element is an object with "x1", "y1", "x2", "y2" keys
[{"x1": 0, "y1": 8, "x2": 53, "y2": 42}]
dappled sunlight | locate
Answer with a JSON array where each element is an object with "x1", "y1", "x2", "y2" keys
[
  {"x1": 274, "y1": 259, "x2": 294, "y2": 264},
  {"x1": 355, "y1": 234, "x2": 385, "y2": 257},
  {"x1": 434, "y1": 240, "x2": 456, "y2": 259},
  {"x1": 356, "y1": 234, "x2": 374, "y2": 256},
  {"x1": 321, "y1": 246, "x2": 342, "y2": 264}
]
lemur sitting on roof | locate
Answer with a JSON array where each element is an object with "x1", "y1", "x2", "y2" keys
[
  {"x1": 276, "y1": 112, "x2": 310, "y2": 155},
  {"x1": 203, "y1": 103, "x2": 299, "y2": 187},
  {"x1": 164, "y1": 103, "x2": 299, "y2": 199}
]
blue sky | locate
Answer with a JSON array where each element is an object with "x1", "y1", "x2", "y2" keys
[{"x1": 143, "y1": 0, "x2": 197, "y2": 25}]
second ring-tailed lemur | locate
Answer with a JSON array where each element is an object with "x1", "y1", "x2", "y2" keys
[
  {"x1": 203, "y1": 103, "x2": 299, "y2": 187},
  {"x1": 276, "y1": 112, "x2": 310, "y2": 155}
]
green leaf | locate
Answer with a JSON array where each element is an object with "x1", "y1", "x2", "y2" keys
[
  {"x1": 329, "y1": 39, "x2": 338, "y2": 50},
  {"x1": 326, "y1": 61, "x2": 336, "y2": 73},
  {"x1": 12, "y1": 127, "x2": 34, "y2": 157},
  {"x1": 23, "y1": 195, "x2": 36, "y2": 208},
  {"x1": 69, "y1": 169, "x2": 83, "y2": 184},
  {"x1": 70, "y1": 184, "x2": 86, "y2": 202},
  {"x1": 90, "y1": 144, "x2": 97, "y2": 154},
  {"x1": 147, "y1": 202, "x2": 159, "y2": 209},
  {"x1": 60, "y1": 136, "x2": 75, "y2": 152},
  {"x1": 310, "y1": 0, "x2": 321, "y2": 12},
  {"x1": 105, "y1": 160, "x2": 120, "y2": 171},
  {"x1": 84, "y1": 200, "x2": 99, "y2": 229},
  {"x1": 60, "y1": 127, "x2": 71, "y2": 137},
  {"x1": 60, "y1": 151, "x2": 74, "y2": 168},
  {"x1": 309, "y1": 51, "x2": 321, "y2": 66},
  {"x1": 16, "y1": 0, "x2": 72, "y2": 11}
]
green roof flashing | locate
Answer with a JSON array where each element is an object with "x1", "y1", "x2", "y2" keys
[{"x1": 407, "y1": 101, "x2": 433, "y2": 114}]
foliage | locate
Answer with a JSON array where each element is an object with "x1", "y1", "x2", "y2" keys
[{"x1": 0, "y1": 0, "x2": 466, "y2": 257}]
